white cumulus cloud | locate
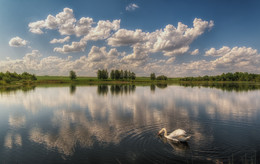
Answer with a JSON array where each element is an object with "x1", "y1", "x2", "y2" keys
[
  {"x1": 29, "y1": 8, "x2": 120, "y2": 54},
  {"x1": 1, "y1": 46, "x2": 260, "y2": 77},
  {"x1": 29, "y1": 8, "x2": 79, "y2": 35},
  {"x1": 126, "y1": 3, "x2": 139, "y2": 11},
  {"x1": 150, "y1": 18, "x2": 214, "y2": 56},
  {"x1": 107, "y1": 29, "x2": 147, "y2": 47},
  {"x1": 28, "y1": 7, "x2": 119, "y2": 39},
  {"x1": 50, "y1": 36, "x2": 70, "y2": 44},
  {"x1": 28, "y1": 8, "x2": 93, "y2": 36},
  {"x1": 109, "y1": 18, "x2": 213, "y2": 59},
  {"x1": 52, "y1": 19, "x2": 120, "y2": 53},
  {"x1": 211, "y1": 46, "x2": 259, "y2": 70},
  {"x1": 0, "y1": 48, "x2": 123, "y2": 76},
  {"x1": 53, "y1": 39, "x2": 86, "y2": 54},
  {"x1": 190, "y1": 49, "x2": 199, "y2": 55},
  {"x1": 205, "y1": 46, "x2": 230, "y2": 57},
  {"x1": 9, "y1": 37, "x2": 28, "y2": 47},
  {"x1": 28, "y1": 8, "x2": 213, "y2": 58},
  {"x1": 173, "y1": 46, "x2": 260, "y2": 76},
  {"x1": 87, "y1": 46, "x2": 121, "y2": 62},
  {"x1": 83, "y1": 20, "x2": 121, "y2": 41},
  {"x1": 166, "y1": 57, "x2": 176, "y2": 64}
]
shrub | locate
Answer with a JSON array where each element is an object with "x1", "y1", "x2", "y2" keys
[
  {"x1": 3, "y1": 77, "x2": 11, "y2": 83},
  {"x1": 157, "y1": 75, "x2": 167, "y2": 80}
]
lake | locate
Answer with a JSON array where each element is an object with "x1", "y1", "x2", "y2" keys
[{"x1": 0, "y1": 84, "x2": 260, "y2": 163}]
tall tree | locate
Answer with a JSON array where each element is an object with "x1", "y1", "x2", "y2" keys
[
  {"x1": 102, "y1": 69, "x2": 108, "y2": 79},
  {"x1": 124, "y1": 70, "x2": 128, "y2": 79},
  {"x1": 120, "y1": 70, "x2": 124, "y2": 79},
  {"x1": 115, "y1": 70, "x2": 120, "y2": 79},
  {"x1": 131, "y1": 72, "x2": 136, "y2": 80},
  {"x1": 97, "y1": 69, "x2": 108, "y2": 79},
  {"x1": 70, "y1": 70, "x2": 77, "y2": 80},
  {"x1": 110, "y1": 70, "x2": 115, "y2": 79},
  {"x1": 150, "y1": 73, "x2": 156, "y2": 80},
  {"x1": 97, "y1": 70, "x2": 102, "y2": 79}
]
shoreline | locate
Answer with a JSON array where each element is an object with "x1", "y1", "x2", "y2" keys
[{"x1": 1, "y1": 76, "x2": 260, "y2": 88}]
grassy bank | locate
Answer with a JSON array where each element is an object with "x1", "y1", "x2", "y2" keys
[
  {"x1": 2, "y1": 75, "x2": 260, "y2": 88},
  {"x1": 0, "y1": 79, "x2": 35, "y2": 87},
  {"x1": 0, "y1": 76, "x2": 176, "y2": 88},
  {"x1": 36, "y1": 76, "x2": 180, "y2": 85}
]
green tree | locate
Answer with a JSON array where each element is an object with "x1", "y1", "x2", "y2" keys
[
  {"x1": 115, "y1": 70, "x2": 120, "y2": 79},
  {"x1": 124, "y1": 70, "x2": 128, "y2": 79},
  {"x1": 102, "y1": 69, "x2": 108, "y2": 79},
  {"x1": 128, "y1": 71, "x2": 131, "y2": 79},
  {"x1": 3, "y1": 76, "x2": 11, "y2": 83},
  {"x1": 0, "y1": 71, "x2": 37, "y2": 83},
  {"x1": 157, "y1": 75, "x2": 167, "y2": 80},
  {"x1": 120, "y1": 70, "x2": 124, "y2": 79},
  {"x1": 97, "y1": 69, "x2": 108, "y2": 80},
  {"x1": 70, "y1": 70, "x2": 77, "y2": 80},
  {"x1": 97, "y1": 70, "x2": 101, "y2": 79},
  {"x1": 131, "y1": 72, "x2": 136, "y2": 80},
  {"x1": 256, "y1": 75, "x2": 260, "y2": 82},
  {"x1": 202, "y1": 75, "x2": 209, "y2": 81},
  {"x1": 31, "y1": 74, "x2": 37, "y2": 80},
  {"x1": 150, "y1": 73, "x2": 156, "y2": 80},
  {"x1": 110, "y1": 70, "x2": 115, "y2": 79}
]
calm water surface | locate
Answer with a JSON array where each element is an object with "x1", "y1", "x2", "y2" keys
[{"x1": 0, "y1": 85, "x2": 260, "y2": 163}]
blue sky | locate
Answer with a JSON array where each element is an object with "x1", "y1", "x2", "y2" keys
[{"x1": 1, "y1": 0, "x2": 260, "y2": 76}]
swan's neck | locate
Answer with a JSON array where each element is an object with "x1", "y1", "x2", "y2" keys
[{"x1": 162, "y1": 128, "x2": 167, "y2": 137}]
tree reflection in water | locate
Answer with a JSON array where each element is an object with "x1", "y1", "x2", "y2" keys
[
  {"x1": 70, "y1": 85, "x2": 76, "y2": 95},
  {"x1": 150, "y1": 84, "x2": 156, "y2": 93},
  {"x1": 0, "y1": 85, "x2": 35, "y2": 95},
  {"x1": 110, "y1": 85, "x2": 136, "y2": 95},
  {"x1": 156, "y1": 83, "x2": 168, "y2": 89},
  {"x1": 97, "y1": 85, "x2": 108, "y2": 95},
  {"x1": 180, "y1": 82, "x2": 260, "y2": 92}
]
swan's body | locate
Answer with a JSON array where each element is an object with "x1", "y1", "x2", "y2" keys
[
  {"x1": 158, "y1": 128, "x2": 191, "y2": 142},
  {"x1": 158, "y1": 135, "x2": 190, "y2": 152}
]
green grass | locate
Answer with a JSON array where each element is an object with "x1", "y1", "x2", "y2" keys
[
  {"x1": 36, "y1": 76, "x2": 100, "y2": 84},
  {"x1": 1, "y1": 76, "x2": 260, "y2": 93},
  {"x1": 35, "y1": 76, "x2": 181, "y2": 85},
  {"x1": 37, "y1": 76, "x2": 101, "y2": 81},
  {"x1": 36, "y1": 76, "x2": 70, "y2": 80},
  {"x1": 2, "y1": 75, "x2": 258, "y2": 88}
]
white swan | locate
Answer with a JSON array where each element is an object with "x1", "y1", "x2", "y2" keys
[
  {"x1": 158, "y1": 128, "x2": 191, "y2": 142},
  {"x1": 158, "y1": 135, "x2": 190, "y2": 152}
]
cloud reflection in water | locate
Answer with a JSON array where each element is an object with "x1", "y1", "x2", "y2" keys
[{"x1": 0, "y1": 85, "x2": 259, "y2": 160}]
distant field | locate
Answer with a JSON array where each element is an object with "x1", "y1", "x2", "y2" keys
[
  {"x1": 37, "y1": 76, "x2": 181, "y2": 80},
  {"x1": 37, "y1": 76, "x2": 98, "y2": 81}
]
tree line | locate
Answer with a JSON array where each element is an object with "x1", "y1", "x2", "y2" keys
[
  {"x1": 70, "y1": 70, "x2": 168, "y2": 81},
  {"x1": 0, "y1": 71, "x2": 37, "y2": 83},
  {"x1": 180, "y1": 72, "x2": 260, "y2": 82},
  {"x1": 97, "y1": 69, "x2": 136, "y2": 80}
]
